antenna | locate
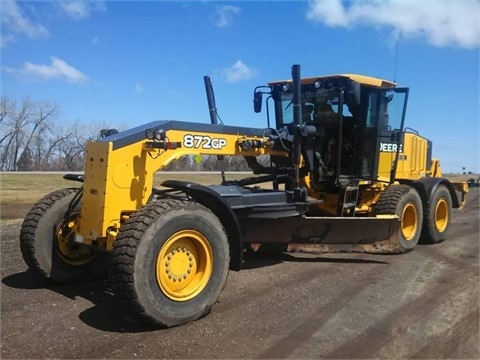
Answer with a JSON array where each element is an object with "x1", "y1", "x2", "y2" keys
[{"x1": 394, "y1": 38, "x2": 399, "y2": 83}]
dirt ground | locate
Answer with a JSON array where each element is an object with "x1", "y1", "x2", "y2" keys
[{"x1": 1, "y1": 189, "x2": 479, "y2": 359}]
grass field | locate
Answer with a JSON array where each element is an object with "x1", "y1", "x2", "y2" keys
[
  {"x1": 0, "y1": 171, "x2": 476, "y2": 220},
  {"x1": 0, "y1": 172, "x2": 248, "y2": 204},
  {"x1": 0, "y1": 172, "x2": 249, "y2": 220}
]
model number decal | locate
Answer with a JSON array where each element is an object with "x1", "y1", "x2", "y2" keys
[{"x1": 183, "y1": 134, "x2": 227, "y2": 150}]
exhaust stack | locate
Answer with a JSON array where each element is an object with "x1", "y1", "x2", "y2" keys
[
  {"x1": 204, "y1": 76, "x2": 218, "y2": 125},
  {"x1": 292, "y1": 64, "x2": 304, "y2": 200}
]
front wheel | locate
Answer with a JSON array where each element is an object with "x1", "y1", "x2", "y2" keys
[
  {"x1": 20, "y1": 188, "x2": 109, "y2": 284},
  {"x1": 110, "y1": 199, "x2": 230, "y2": 327},
  {"x1": 375, "y1": 185, "x2": 423, "y2": 253}
]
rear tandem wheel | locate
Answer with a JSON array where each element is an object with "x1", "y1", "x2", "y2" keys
[
  {"x1": 420, "y1": 185, "x2": 452, "y2": 244},
  {"x1": 110, "y1": 199, "x2": 230, "y2": 328}
]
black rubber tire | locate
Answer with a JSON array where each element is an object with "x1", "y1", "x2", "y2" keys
[
  {"x1": 420, "y1": 185, "x2": 452, "y2": 244},
  {"x1": 110, "y1": 199, "x2": 230, "y2": 328},
  {"x1": 19, "y1": 188, "x2": 110, "y2": 284},
  {"x1": 375, "y1": 184, "x2": 423, "y2": 253}
]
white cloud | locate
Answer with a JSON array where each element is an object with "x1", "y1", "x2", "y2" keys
[
  {"x1": 0, "y1": 0, "x2": 48, "y2": 47},
  {"x1": 306, "y1": 0, "x2": 480, "y2": 48},
  {"x1": 1, "y1": 1, "x2": 106, "y2": 48},
  {"x1": 58, "y1": 0, "x2": 106, "y2": 21},
  {"x1": 221, "y1": 60, "x2": 256, "y2": 83},
  {"x1": 5, "y1": 57, "x2": 89, "y2": 83},
  {"x1": 1, "y1": 34, "x2": 16, "y2": 49},
  {"x1": 134, "y1": 82, "x2": 144, "y2": 93},
  {"x1": 215, "y1": 5, "x2": 241, "y2": 28}
]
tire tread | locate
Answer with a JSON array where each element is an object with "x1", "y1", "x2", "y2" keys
[
  {"x1": 374, "y1": 184, "x2": 423, "y2": 252},
  {"x1": 110, "y1": 199, "x2": 210, "y2": 326},
  {"x1": 20, "y1": 188, "x2": 78, "y2": 280}
]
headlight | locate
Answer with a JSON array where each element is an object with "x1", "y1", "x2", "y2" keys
[
  {"x1": 145, "y1": 128, "x2": 154, "y2": 140},
  {"x1": 154, "y1": 129, "x2": 165, "y2": 141},
  {"x1": 145, "y1": 128, "x2": 166, "y2": 141}
]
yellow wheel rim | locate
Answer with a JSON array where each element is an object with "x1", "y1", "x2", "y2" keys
[
  {"x1": 434, "y1": 198, "x2": 448, "y2": 232},
  {"x1": 55, "y1": 215, "x2": 92, "y2": 266},
  {"x1": 156, "y1": 230, "x2": 213, "y2": 302},
  {"x1": 401, "y1": 202, "x2": 418, "y2": 241}
]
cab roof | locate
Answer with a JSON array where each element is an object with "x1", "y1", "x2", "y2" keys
[{"x1": 268, "y1": 74, "x2": 396, "y2": 88}]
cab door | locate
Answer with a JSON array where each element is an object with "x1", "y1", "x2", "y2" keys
[{"x1": 361, "y1": 87, "x2": 409, "y2": 182}]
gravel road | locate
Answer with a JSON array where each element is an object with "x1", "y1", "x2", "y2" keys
[{"x1": 1, "y1": 189, "x2": 479, "y2": 359}]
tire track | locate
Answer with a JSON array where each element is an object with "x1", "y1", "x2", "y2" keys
[
  {"x1": 410, "y1": 308, "x2": 479, "y2": 359},
  {"x1": 255, "y1": 267, "x2": 382, "y2": 359},
  {"x1": 322, "y1": 259, "x2": 478, "y2": 359}
]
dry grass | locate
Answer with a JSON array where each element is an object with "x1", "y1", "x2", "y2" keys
[
  {"x1": 0, "y1": 172, "x2": 250, "y2": 206},
  {"x1": 1, "y1": 174, "x2": 74, "y2": 205},
  {"x1": 0, "y1": 172, "x2": 248, "y2": 220}
]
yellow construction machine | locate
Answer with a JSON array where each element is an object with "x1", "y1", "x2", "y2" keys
[{"x1": 20, "y1": 65, "x2": 468, "y2": 327}]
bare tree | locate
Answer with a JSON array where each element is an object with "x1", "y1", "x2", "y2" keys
[
  {"x1": 0, "y1": 97, "x2": 15, "y2": 125},
  {"x1": 0, "y1": 98, "x2": 33, "y2": 170},
  {"x1": 24, "y1": 101, "x2": 58, "y2": 170},
  {"x1": 0, "y1": 97, "x2": 60, "y2": 170}
]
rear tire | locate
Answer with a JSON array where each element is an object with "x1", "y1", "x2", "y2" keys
[
  {"x1": 375, "y1": 185, "x2": 423, "y2": 253},
  {"x1": 420, "y1": 185, "x2": 452, "y2": 244},
  {"x1": 20, "y1": 188, "x2": 109, "y2": 284},
  {"x1": 110, "y1": 199, "x2": 229, "y2": 328}
]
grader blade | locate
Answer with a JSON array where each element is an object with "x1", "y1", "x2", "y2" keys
[
  {"x1": 243, "y1": 216, "x2": 402, "y2": 254},
  {"x1": 288, "y1": 216, "x2": 402, "y2": 254}
]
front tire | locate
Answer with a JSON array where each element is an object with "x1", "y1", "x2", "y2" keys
[
  {"x1": 20, "y1": 188, "x2": 109, "y2": 284},
  {"x1": 375, "y1": 185, "x2": 423, "y2": 253},
  {"x1": 421, "y1": 185, "x2": 452, "y2": 244},
  {"x1": 110, "y1": 199, "x2": 230, "y2": 327}
]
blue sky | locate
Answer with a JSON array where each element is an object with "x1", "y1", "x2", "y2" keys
[{"x1": 2, "y1": 0, "x2": 479, "y2": 173}]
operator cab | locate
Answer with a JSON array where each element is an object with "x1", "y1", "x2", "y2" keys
[{"x1": 255, "y1": 74, "x2": 409, "y2": 186}]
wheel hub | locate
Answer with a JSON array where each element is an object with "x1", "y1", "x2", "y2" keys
[
  {"x1": 401, "y1": 202, "x2": 418, "y2": 241},
  {"x1": 55, "y1": 215, "x2": 93, "y2": 265},
  {"x1": 164, "y1": 247, "x2": 195, "y2": 283},
  {"x1": 434, "y1": 199, "x2": 448, "y2": 232},
  {"x1": 156, "y1": 230, "x2": 213, "y2": 302}
]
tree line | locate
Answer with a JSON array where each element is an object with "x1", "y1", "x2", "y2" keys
[
  {"x1": 0, "y1": 96, "x2": 259, "y2": 172},
  {"x1": 1, "y1": 96, "x2": 105, "y2": 171}
]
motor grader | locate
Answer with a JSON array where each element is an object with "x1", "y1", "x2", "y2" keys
[{"x1": 20, "y1": 65, "x2": 467, "y2": 328}]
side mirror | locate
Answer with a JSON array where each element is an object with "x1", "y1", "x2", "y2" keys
[{"x1": 253, "y1": 91, "x2": 263, "y2": 113}]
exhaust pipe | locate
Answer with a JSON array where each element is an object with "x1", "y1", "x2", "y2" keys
[
  {"x1": 292, "y1": 64, "x2": 303, "y2": 198},
  {"x1": 204, "y1": 76, "x2": 218, "y2": 125}
]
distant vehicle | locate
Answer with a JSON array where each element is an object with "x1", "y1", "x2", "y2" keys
[{"x1": 467, "y1": 177, "x2": 480, "y2": 187}]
